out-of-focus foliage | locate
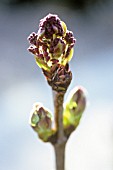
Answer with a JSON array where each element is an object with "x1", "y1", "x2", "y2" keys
[{"x1": 1, "y1": 0, "x2": 108, "y2": 9}]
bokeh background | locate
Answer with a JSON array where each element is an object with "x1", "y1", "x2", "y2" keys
[{"x1": 0, "y1": 0, "x2": 113, "y2": 170}]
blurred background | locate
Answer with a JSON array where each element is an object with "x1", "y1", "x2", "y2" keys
[{"x1": 0, "y1": 0, "x2": 113, "y2": 170}]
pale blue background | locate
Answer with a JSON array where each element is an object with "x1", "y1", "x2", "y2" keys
[{"x1": 0, "y1": 1, "x2": 113, "y2": 170}]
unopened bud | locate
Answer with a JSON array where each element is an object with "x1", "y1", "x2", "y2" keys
[
  {"x1": 63, "y1": 86, "x2": 87, "y2": 128},
  {"x1": 29, "y1": 102, "x2": 53, "y2": 141}
]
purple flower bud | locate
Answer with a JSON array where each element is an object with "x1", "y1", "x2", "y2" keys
[
  {"x1": 27, "y1": 32, "x2": 37, "y2": 45},
  {"x1": 27, "y1": 13, "x2": 76, "y2": 71},
  {"x1": 39, "y1": 14, "x2": 63, "y2": 39}
]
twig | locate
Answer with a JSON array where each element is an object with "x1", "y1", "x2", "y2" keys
[{"x1": 52, "y1": 91, "x2": 67, "y2": 170}]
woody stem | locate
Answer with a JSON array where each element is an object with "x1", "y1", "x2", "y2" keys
[{"x1": 52, "y1": 91, "x2": 67, "y2": 170}]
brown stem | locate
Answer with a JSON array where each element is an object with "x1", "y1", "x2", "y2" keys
[
  {"x1": 53, "y1": 91, "x2": 64, "y2": 138},
  {"x1": 54, "y1": 142, "x2": 66, "y2": 170},
  {"x1": 52, "y1": 91, "x2": 67, "y2": 170}
]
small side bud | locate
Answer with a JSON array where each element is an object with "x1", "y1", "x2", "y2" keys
[
  {"x1": 63, "y1": 86, "x2": 87, "y2": 128},
  {"x1": 29, "y1": 102, "x2": 54, "y2": 142}
]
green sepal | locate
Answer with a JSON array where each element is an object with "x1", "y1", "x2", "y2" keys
[
  {"x1": 31, "y1": 112, "x2": 40, "y2": 127},
  {"x1": 61, "y1": 21, "x2": 67, "y2": 36},
  {"x1": 62, "y1": 48, "x2": 74, "y2": 66},
  {"x1": 38, "y1": 129, "x2": 55, "y2": 142},
  {"x1": 35, "y1": 56, "x2": 50, "y2": 71},
  {"x1": 63, "y1": 105, "x2": 83, "y2": 128}
]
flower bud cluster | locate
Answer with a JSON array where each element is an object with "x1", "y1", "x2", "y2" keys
[{"x1": 28, "y1": 13, "x2": 76, "y2": 71}]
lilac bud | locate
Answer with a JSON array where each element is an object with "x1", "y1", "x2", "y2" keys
[
  {"x1": 27, "y1": 13, "x2": 76, "y2": 71},
  {"x1": 63, "y1": 86, "x2": 87, "y2": 127},
  {"x1": 27, "y1": 32, "x2": 37, "y2": 45},
  {"x1": 70, "y1": 86, "x2": 86, "y2": 114},
  {"x1": 29, "y1": 103, "x2": 53, "y2": 141}
]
